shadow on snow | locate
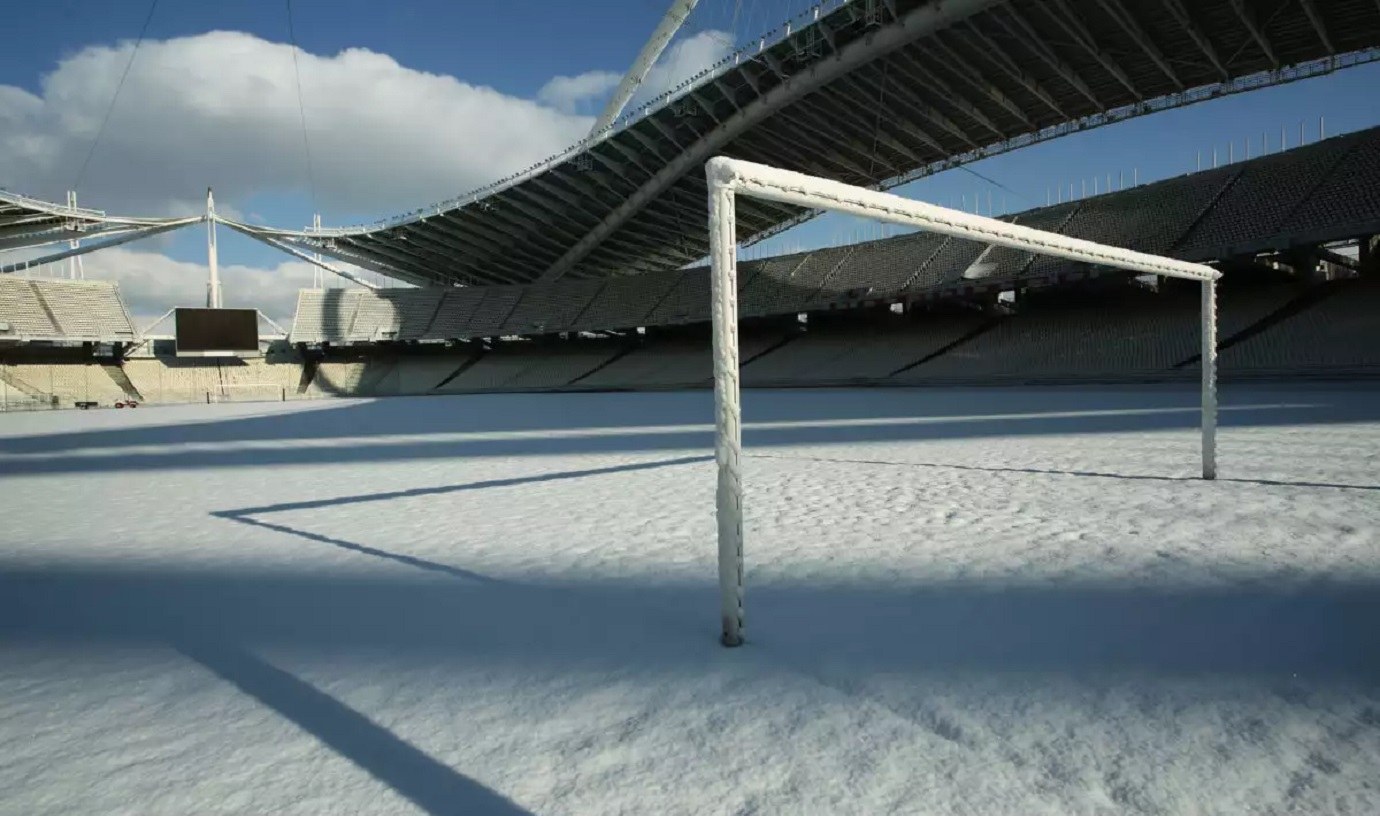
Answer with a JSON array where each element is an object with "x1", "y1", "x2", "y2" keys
[{"x1": 2, "y1": 385, "x2": 1379, "y2": 477}]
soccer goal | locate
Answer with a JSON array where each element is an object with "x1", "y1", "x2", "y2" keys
[
  {"x1": 705, "y1": 156, "x2": 1221, "y2": 648},
  {"x1": 206, "y1": 383, "x2": 288, "y2": 404}
]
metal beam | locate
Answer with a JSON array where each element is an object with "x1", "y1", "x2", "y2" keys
[
  {"x1": 0, "y1": 219, "x2": 200, "y2": 275},
  {"x1": 1298, "y1": 0, "x2": 1336, "y2": 54},
  {"x1": 1160, "y1": 0, "x2": 1230, "y2": 80},
  {"x1": 590, "y1": 0, "x2": 701, "y2": 136},
  {"x1": 922, "y1": 39, "x2": 1037, "y2": 128},
  {"x1": 1041, "y1": 0, "x2": 1144, "y2": 100},
  {"x1": 958, "y1": 22, "x2": 1072, "y2": 117},
  {"x1": 538, "y1": 0, "x2": 1005, "y2": 282},
  {"x1": 1226, "y1": 0, "x2": 1279, "y2": 68},
  {"x1": 816, "y1": 81, "x2": 931, "y2": 168},
  {"x1": 224, "y1": 224, "x2": 380, "y2": 289},
  {"x1": 1094, "y1": 0, "x2": 1184, "y2": 89},
  {"x1": 300, "y1": 239, "x2": 450, "y2": 286},
  {"x1": 986, "y1": 10, "x2": 1104, "y2": 111},
  {"x1": 889, "y1": 49, "x2": 1006, "y2": 138},
  {"x1": 0, "y1": 222, "x2": 142, "y2": 253},
  {"x1": 850, "y1": 69, "x2": 980, "y2": 149}
]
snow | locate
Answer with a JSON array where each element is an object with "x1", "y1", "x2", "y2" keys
[{"x1": 1, "y1": 385, "x2": 1378, "y2": 815}]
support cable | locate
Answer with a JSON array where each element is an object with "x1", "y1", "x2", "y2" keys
[
  {"x1": 72, "y1": 0, "x2": 160, "y2": 192},
  {"x1": 285, "y1": 0, "x2": 319, "y2": 213}
]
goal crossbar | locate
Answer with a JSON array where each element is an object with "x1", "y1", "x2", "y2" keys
[{"x1": 706, "y1": 156, "x2": 1221, "y2": 647}]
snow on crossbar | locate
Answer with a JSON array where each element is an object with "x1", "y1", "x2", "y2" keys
[{"x1": 706, "y1": 156, "x2": 1221, "y2": 648}]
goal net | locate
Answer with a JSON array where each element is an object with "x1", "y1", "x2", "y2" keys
[
  {"x1": 705, "y1": 156, "x2": 1220, "y2": 648},
  {"x1": 206, "y1": 383, "x2": 288, "y2": 404}
]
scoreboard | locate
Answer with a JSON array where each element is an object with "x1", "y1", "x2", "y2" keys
[{"x1": 174, "y1": 308, "x2": 259, "y2": 356}]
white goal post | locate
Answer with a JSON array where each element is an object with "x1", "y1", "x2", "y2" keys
[
  {"x1": 206, "y1": 384, "x2": 289, "y2": 404},
  {"x1": 706, "y1": 156, "x2": 1221, "y2": 648}
]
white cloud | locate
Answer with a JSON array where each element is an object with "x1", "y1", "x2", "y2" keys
[
  {"x1": 0, "y1": 28, "x2": 736, "y2": 326},
  {"x1": 1, "y1": 31, "x2": 597, "y2": 219},
  {"x1": 537, "y1": 71, "x2": 621, "y2": 114},
  {"x1": 631, "y1": 31, "x2": 735, "y2": 109},
  {"x1": 535, "y1": 31, "x2": 735, "y2": 124}
]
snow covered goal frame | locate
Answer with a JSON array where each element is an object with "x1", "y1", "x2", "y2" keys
[{"x1": 706, "y1": 156, "x2": 1221, "y2": 648}]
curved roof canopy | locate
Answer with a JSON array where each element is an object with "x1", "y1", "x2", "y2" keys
[{"x1": 26, "y1": 0, "x2": 1380, "y2": 289}]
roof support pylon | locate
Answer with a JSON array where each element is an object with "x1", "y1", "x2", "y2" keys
[
  {"x1": 589, "y1": 0, "x2": 701, "y2": 138},
  {"x1": 206, "y1": 188, "x2": 221, "y2": 308}
]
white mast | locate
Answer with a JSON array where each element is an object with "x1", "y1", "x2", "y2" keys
[
  {"x1": 206, "y1": 188, "x2": 221, "y2": 308},
  {"x1": 312, "y1": 212, "x2": 323, "y2": 289},
  {"x1": 66, "y1": 191, "x2": 84, "y2": 280},
  {"x1": 589, "y1": 0, "x2": 701, "y2": 137}
]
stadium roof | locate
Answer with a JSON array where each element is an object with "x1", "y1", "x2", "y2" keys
[
  {"x1": 0, "y1": 190, "x2": 200, "y2": 274},
  {"x1": 239, "y1": 0, "x2": 1380, "y2": 289}
]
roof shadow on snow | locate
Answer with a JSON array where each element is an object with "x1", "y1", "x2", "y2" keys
[
  {"x1": 4, "y1": 559, "x2": 1379, "y2": 681},
  {"x1": 176, "y1": 640, "x2": 534, "y2": 816},
  {"x1": 4, "y1": 386, "x2": 1380, "y2": 476},
  {"x1": 747, "y1": 452, "x2": 1380, "y2": 493}
]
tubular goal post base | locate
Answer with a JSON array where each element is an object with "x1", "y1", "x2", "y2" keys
[{"x1": 705, "y1": 156, "x2": 1221, "y2": 648}]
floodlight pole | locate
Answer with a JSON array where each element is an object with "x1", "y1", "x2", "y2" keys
[
  {"x1": 206, "y1": 188, "x2": 221, "y2": 309},
  {"x1": 708, "y1": 162, "x2": 744, "y2": 648}
]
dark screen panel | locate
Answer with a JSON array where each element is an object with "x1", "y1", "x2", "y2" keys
[{"x1": 175, "y1": 308, "x2": 259, "y2": 353}]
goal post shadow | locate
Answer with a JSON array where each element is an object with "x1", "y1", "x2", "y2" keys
[{"x1": 705, "y1": 156, "x2": 1220, "y2": 648}]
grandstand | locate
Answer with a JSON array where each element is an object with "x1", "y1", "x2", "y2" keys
[
  {"x1": 279, "y1": 126, "x2": 1380, "y2": 348},
  {"x1": 3, "y1": 3, "x2": 1380, "y2": 409},
  {"x1": 3, "y1": 123, "x2": 1379, "y2": 409},
  {"x1": 239, "y1": 0, "x2": 1380, "y2": 289},
  {"x1": 0, "y1": 277, "x2": 136, "y2": 344}
]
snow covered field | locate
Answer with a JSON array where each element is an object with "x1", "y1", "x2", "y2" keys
[{"x1": 1, "y1": 385, "x2": 1378, "y2": 815}]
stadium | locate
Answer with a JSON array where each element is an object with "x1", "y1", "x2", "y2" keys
[{"x1": 2, "y1": 1, "x2": 1379, "y2": 813}]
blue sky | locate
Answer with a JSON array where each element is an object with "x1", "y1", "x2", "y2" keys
[{"x1": 2, "y1": 1, "x2": 1379, "y2": 317}]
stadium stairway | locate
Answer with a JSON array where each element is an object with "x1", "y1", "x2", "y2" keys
[{"x1": 101, "y1": 364, "x2": 142, "y2": 401}]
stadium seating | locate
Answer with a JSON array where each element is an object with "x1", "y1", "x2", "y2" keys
[
  {"x1": 502, "y1": 279, "x2": 603, "y2": 335},
  {"x1": 501, "y1": 344, "x2": 621, "y2": 389},
  {"x1": 1279, "y1": 133, "x2": 1380, "y2": 240},
  {"x1": 1220, "y1": 278, "x2": 1380, "y2": 374},
  {"x1": 0, "y1": 277, "x2": 135, "y2": 341},
  {"x1": 576, "y1": 332, "x2": 786, "y2": 389},
  {"x1": 744, "y1": 313, "x2": 988, "y2": 385},
  {"x1": 427, "y1": 288, "x2": 488, "y2": 339},
  {"x1": 289, "y1": 289, "x2": 360, "y2": 344},
  {"x1": 2, "y1": 362, "x2": 129, "y2": 405},
  {"x1": 378, "y1": 357, "x2": 472, "y2": 395},
  {"x1": 306, "y1": 360, "x2": 383, "y2": 396},
  {"x1": 124, "y1": 358, "x2": 224, "y2": 402},
  {"x1": 36, "y1": 280, "x2": 137, "y2": 340},
  {"x1": 434, "y1": 341, "x2": 620, "y2": 392},
  {"x1": 0, "y1": 279, "x2": 59, "y2": 338},
  {"x1": 282, "y1": 128, "x2": 1380, "y2": 345},
  {"x1": 1058, "y1": 167, "x2": 1237, "y2": 260},
  {"x1": 1177, "y1": 136, "x2": 1357, "y2": 258},
  {"x1": 903, "y1": 295, "x2": 1198, "y2": 382},
  {"x1": 967, "y1": 203, "x2": 1082, "y2": 285},
  {"x1": 738, "y1": 252, "x2": 817, "y2": 317},
  {"x1": 902, "y1": 235, "x2": 989, "y2": 293},
  {"x1": 463, "y1": 287, "x2": 522, "y2": 337},
  {"x1": 567, "y1": 273, "x2": 677, "y2": 332},
  {"x1": 807, "y1": 231, "x2": 946, "y2": 309},
  {"x1": 645, "y1": 270, "x2": 713, "y2": 326}
]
